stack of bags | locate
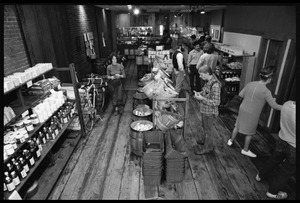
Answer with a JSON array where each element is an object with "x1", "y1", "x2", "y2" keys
[
  {"x1": 164, "y1": 132, "x2": 186, "y2": 183},
  {"x1": 23, "y1": 79, "x2": 52, "y2": 95},
  {"x1": 142, "y1": 131, "x2": 164, "y2": 186}
]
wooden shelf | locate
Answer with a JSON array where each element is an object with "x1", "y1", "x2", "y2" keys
[
  {"x1": 4, "y1": 115, "x2": 76, "y2": 199},
  {"x1": 4, "y1": 68, "x2": 53, "y2": 95},
  {"x1": 4, "y1": 103, "x2": 71, "y2": 164}
]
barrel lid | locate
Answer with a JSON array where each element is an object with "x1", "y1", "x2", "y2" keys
[{"x1": 133, "y1": 92, "x2": 147, "y2": 99}]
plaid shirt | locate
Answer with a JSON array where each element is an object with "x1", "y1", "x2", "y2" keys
[{"x1": 199, "y1": 76, "x2": 221, "y2": 116}]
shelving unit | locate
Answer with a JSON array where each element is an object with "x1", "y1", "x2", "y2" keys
[
  {"x1": 214, "y1": 44, "x2": 255, "y2": 101},
  {"x1": 4, "y1": 63, "x2": 86, "y2": 200}
]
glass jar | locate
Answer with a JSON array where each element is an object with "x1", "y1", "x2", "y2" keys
[
  {"x1": 30, "y1": 114, "x2": 40, "y2": 126},
  {"x1": 24, "y1": 119, "x2": 34, "y2": 132},
  {"x1": 15, "y1": 121, "x2": 25, "y2": 131},
  {"x1": 4, "y1": 144, "x2": 14, "y2": 156},
  {"x1": 19, "y1": 128, "x2": 29, "y2": 139},
  {"x1": 16, "y1": 133, "x2": 25, "y2": 144}
]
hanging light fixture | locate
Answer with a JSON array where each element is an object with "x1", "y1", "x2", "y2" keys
[
  {"x1": 200, "y1": 5, "x2": 205, "y2": 14},
  {"x1": 133, "y1": 7, "x2": 140, "y2": 15}
]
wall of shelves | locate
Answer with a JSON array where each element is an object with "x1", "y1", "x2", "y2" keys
[{"x1": 4, "y1": 64, "x2": 86, "y2": 200}]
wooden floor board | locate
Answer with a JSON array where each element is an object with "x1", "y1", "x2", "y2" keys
[{"x1": 46, "y1": 60, "x2": 295, "y2": 200}]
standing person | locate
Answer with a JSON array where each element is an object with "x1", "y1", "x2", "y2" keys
[
  {"x1": 187, "y1": 41, "x2": 203, "y2": 95},
  {"x1": 196, "y1": 42, "x2": 220, "y2": 73},
  {"x1": 107, "y1": 54, "x2": 126, "y2": 115},
  {"x1": 227, "y1": 65, "x2": 282, "y2": 157},
  {"x1": 193, "y1": 64, "x2": 221, "y2": 155},
  {"x1": 160, "y1": 30, "x2": 172, "y2": 50},
  {"x1": 201, "y1": 35, "x2": 216, "y2": 51},
  {"x1": 255, "y1": 100, "x2": 295, "y2": 199},
  {"x1": 172, "y1": 44, "x2": 186, "y2": 93}
]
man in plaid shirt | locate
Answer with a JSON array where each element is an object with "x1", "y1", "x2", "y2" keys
[{"x1": 193, "y1": 64, "x2": 221, "y2": 154}]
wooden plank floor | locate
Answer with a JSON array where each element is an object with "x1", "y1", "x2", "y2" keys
[{"x1": 48, "y1": 59, "x2": 296, "y2": 200}]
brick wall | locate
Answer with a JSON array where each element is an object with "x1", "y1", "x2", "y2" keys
[
  {"x1": 4, "y1": 5, "x2": 31, "y2": 77},
  {"x1": 66, "y1": 5, "x2": 99, "y2": 80}
]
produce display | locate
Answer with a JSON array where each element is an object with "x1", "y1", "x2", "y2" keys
[
  {"x1": 132, "y1": 122, "x2": 153, "y2": 131},
  {"x1": 133, "y1": 105, "x2": 153, "y2": 117}
]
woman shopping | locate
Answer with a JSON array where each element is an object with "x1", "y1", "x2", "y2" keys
[
  {"x1": 107, "y1": 54, "x2": 126, "y2": 115},
  {"x1": 227, "y1": 65, "x2": 282, "y2": 158}
]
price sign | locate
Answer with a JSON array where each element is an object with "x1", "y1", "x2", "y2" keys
[{"x1": 27, "y1": 80, "x2": 33, "y2": 88}]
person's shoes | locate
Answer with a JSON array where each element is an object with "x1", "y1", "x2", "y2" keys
[
  {"x1": 255, "y1": 173, "x2": 261, "y2": 182},
  {"x1": 113, "y1": 107, "x2": 119, "y2": 116},
  {"x1": 241, "y1": 149, "x2": 257, "y2": 158},
  {"x1": 266, "y1": 191, "x2": 288, "y2": 199},
  {"x1": 227, "y1": 139, "x2": 233, "y2": 146}
]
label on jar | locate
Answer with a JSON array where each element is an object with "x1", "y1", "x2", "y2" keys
[
  {"x1": 42, "y1": 137, "x2": 46, "y2": 144},
  {"x1": 36, "y1": 150, "x2": 41, "y2": 158},
  {"x1": 55, "y1": 129, "x2": 59, "y2": 136},
  {"x1": 25, "y1": 124, "x2": 34, "y2": 132},
  {"x1": 12, "y1": 176, "x2": 20, "y2": 186},
  {"x1": 29, "y1": 157, "x2": 35, "y2": 166},
  {"x1": 21, "y1": 169, "x2": 27, "y2": 178},
  {"x1": 23, "y1": 164, "x2": 29, "y2": 173},
  {"x1": 63, "y1": 117, "x2": 68, "y2": 123},
  {"x1": 6, "y1": 181, "x2": 15, "y2": 191}
]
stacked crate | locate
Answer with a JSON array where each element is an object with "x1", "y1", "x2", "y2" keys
[
  {"x1": 142, "y1": 131, "x2": 164, "y2": 186},
  {"x1": 164, "y1": 132, "x2": 186, "y2": 183}
]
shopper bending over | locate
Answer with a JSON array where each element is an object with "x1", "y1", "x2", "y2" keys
[
  {"x1": 107, "y1": 54, "x2": 126, "y2": 115},
  {"x1": 193, "y1": 64, "x2": 221, "y2": 155},
  {"x1": 256, "y1": 100, "x2": 295, "y2": 199},
  {"x1": 227, "y1": 65, "x2": 282, "y2": 157}
]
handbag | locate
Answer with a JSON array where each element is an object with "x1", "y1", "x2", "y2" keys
[{"x1": 224, "y1": 95, "x2": 243, "y2": 114}]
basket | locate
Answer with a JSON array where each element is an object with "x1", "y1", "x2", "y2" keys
[{"x1": 155, "y1": 110, "x2": 182, "y2": 131}]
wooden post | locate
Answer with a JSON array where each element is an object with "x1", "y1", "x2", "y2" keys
[{"x1": 69, "y1": 63, "x2": 87, "y2": 138}]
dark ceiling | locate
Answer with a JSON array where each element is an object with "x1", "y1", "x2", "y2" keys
[{"x1": 95, "y1": 4, "x2": 227, "y2": 13}]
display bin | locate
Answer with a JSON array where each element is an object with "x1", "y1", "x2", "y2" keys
[
  {"x1": 129, "y1": 49, "x2": 135, "y2": 56},
  {"x1": 124, "y1": 49, "x2": 129, "y2": 55},
  {"x1": 136, "y1": 55, "x2": 143, "y2": 65},
  {"x1": 143, "y1": 56, "x2": 149, "y2": 65}
]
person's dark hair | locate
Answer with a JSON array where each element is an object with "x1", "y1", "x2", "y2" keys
[
  {"x1": 259, "y1": 65, "x2": 276, "y2": 81},
  {"x1": 203, "y1": 43, "x2": 215, "y2": 54},
  {"x1": 198, "y1": 64, "x2": 213, "y2": 75},
  {"x1": 193, "y1": 40, "x2": 200, "y2": 47},
  {"x1": 205, "y1": 35, "x2": 212, "y2": 42}
]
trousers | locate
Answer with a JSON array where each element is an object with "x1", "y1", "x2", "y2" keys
[
  {"x1": 189, "y1": 65, "x2": 201, "y2": 92},
  {"x1": 258, "y1": 138, "x2": 296, "y2": 194}
]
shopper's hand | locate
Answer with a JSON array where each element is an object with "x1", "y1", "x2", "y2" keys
[{"x1": 187, "y1": 68, "x2": 191, "y2": 74}]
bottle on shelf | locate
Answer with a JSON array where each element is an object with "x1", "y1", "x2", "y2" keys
[
  {"x1": 33, "y1": 137, "x2": 42, "y2": 160},
  {"x1": 4, "y1": 172, "x2": 16, "y2": 192},
  {"x1": 6, "y1": 162, "x2": 15, "y2": 174},
  {"x1": 42, "y1": 126, "x2": 50, "y2": 141},
  {"x1": 18, "y1": 156, "x2": 29, "y2": 174},
  {"x1": 48, "y1": 126, "x2": 55, "y2": 141},
  {"x1": 23, "y1": 149, "x2": 35, "y2": 168},
  {"x1": 50, "y1": 121, "x2": 59, "y2": 138},
  {"x1": 38, "y1": 131, "x2": 47, "y2": 145},
  {"x1": 53, "y1": 115, "x2": 62, "y2": 130},
  {"x1": 11, "y1": 171, "x2": 21, "y2": 186},
  {"x1": 14, "y1": 157, "x2": 27, "y2": 180}
]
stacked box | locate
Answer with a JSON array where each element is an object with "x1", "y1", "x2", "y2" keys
[{"x1": 142, "y1": 131, "x2": 164, "y2": 186}]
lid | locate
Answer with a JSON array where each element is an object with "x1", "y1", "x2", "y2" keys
[
  {"x1": 30, "y1": 114, "x2": 37, "y2": 118},
  {"x1": 15, "y1": 122, "x2": 24, "y2": 127},
  {"x1": 23, "y1": 119, "x2": 32, "y2": 124}
]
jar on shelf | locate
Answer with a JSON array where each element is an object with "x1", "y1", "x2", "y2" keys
[
  {"x1": 16, "y1": 133, "x2": 26, "y2": 144},
  {"x1": 4, "y1": 144, "x2": 15, "y2": 156},
  {"x1": 19, "y1": 128, "x2": 29, "y2": 140},
  {"x1": 15, "y1": 121, "x2": 25, "y2": 131},
  {"x1": 24, "y1": 119, "x2": 34, "y2": 133},
  {"x1": 30, "y1": 114, "x2": 40, "y2": 126}
]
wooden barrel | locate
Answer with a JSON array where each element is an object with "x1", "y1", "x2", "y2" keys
[
  {"x1": 133, "y1": 92, "x2": 151, "y2": 110},
  {"x1": 130, "y1": 120, "x2": 153, "y2": 156},
  {"x1": 132, "y1": 105, "x2": 153, "y2": 122}
]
